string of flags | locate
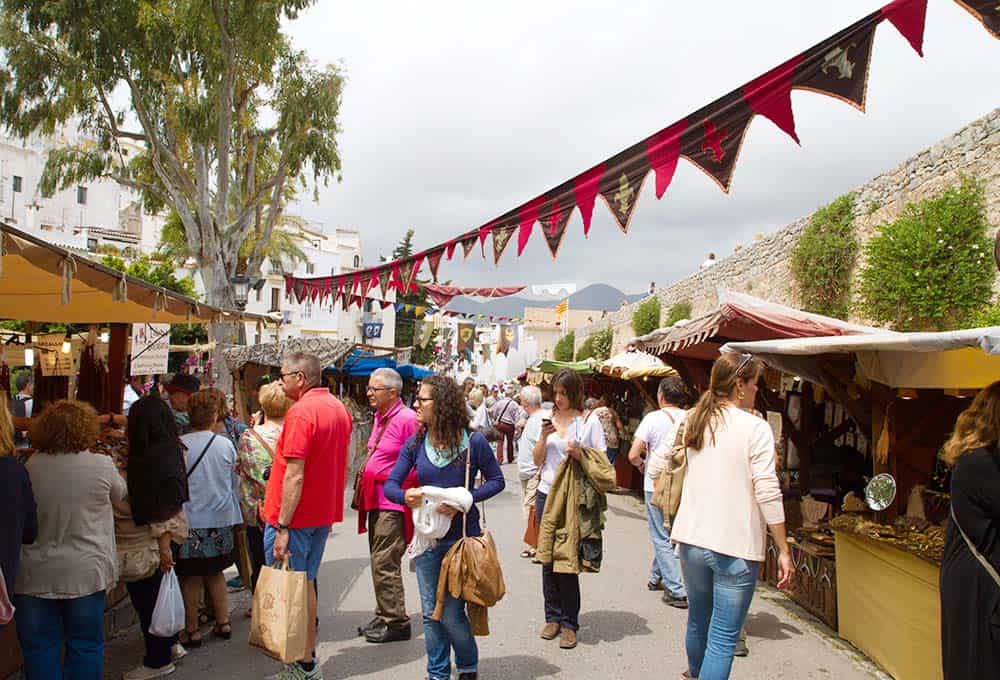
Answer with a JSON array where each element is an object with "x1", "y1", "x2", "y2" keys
[{"x1": 279, "y1": 0, "x2": 998, "y2": 300}]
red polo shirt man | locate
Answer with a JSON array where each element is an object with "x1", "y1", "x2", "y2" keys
[{"x1": 263, "y1": 352, "x2": 351, "y2": 679}]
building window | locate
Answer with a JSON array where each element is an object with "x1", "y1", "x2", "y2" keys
[
  {"x1": 86, "y1": 237, "x2": 98, "y2": 251},
  {"x1": 353, "y1": 255, "x2": 361, "y2": 268},
  {"x1": 255, "y1": 286, "x2": 262, "y2": 303},
  {"x1": 306, "y1": 262, "x2": 314, "y2": 275},
  {"x1": 269, "y1": 287, "x2": 280, "y2": 312},
  {"x1": 303, "y1": 301, "x2": 313, "y2": 319},
  {"x1": 12, "y1": 176, "x2": 22, "y2": 193}
]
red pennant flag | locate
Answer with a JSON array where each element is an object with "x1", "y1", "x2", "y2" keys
[
  {"x1": 379, "y1": 299, "x2": 394, "y2": 310},
  {"x1": 573, "y1": 164, "x2": 604, "y2": 236},
  {"x1": 425, "y1": 248, "x2": 445, "y2": 281},
  {"x1": 956, "y1": 1, "x2": 1000, "y2": 39},
  {"x1": 330, "y1": 277, "x2": 342, "y2": 303},
  {"x1": 402, "y1": 254, "x2": 423, "y2": 292},
  {"x1": 681, "y1": 94, "x2": 754, "y2": 193},
  {"x1": 360, "y1": 271, "x2": 375, "y2": 301},
  {"x1": 517, "y1": 197, "x2": 543, "y2": 256},
  {"x1": 390, "y1": 262, "x2": 403, "y2": 292},
  {"x1": 882, "y1": 0, "x2": 928, "y2": 56},
  {"x1": 645, "y1": 120, "x2": 686, "y2": 199},
  {"x1": 309, "y1": 283, "x2": 320, "y2": 302},
  {"x1": 320, "y1": 278, "x2": 332, "y2": 303},
  {"x1": 284, "y1": 276, "x2": 294, "y2": 297},
  {"x1": 744, "y1": 55, "x2": 802, "y2": 144},
  {"x1": 445, "y1": 240, "x2": 458, "y2": 261},
  {"x1": 492, "y1": 224, "x2": 516, "y2": 264},
  {"x1": 597, "y1": 147, "x2": 651, "y2": 233},
  {"x1": 538, "y1": 198, "x2": 573, "y2": 260},
  {"x1": 376, "y1": 268, "x2": 391, "y2": 299},
  {"x1": 352, "y1": 272, "x2": 362, "y2": 296},
  {"x1": 793, "y1": 21, "x2": 876, "y2": 111}
]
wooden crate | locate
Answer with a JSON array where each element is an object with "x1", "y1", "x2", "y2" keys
[{"x1": 761, "y1": 535, "x2": 838, "y2": 630}]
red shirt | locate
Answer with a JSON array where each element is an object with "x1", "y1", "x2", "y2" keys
[{"x1": 263, "y1": 387, "x2": 352, "y2": 528}]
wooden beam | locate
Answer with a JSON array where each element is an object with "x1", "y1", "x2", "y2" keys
[{"x1": 817, "y1": 360, "x2": 872, "y2": 438}]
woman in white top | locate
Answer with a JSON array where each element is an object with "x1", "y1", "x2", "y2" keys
[
  {"x1": 669, "y1": 353, "x2": 792, "y2": 680},
  {"x1": 532, "y1": 369, "x2": 605, "y2": 650},
  {"x1": 468, "y1": 389, "x2": 488, "y2": 432},
  {"x1": 15, "y1": 400, "x2": 127, "y2": 680}
]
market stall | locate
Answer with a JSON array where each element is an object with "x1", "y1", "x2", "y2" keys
[
  {"x1": 0, "y1": 222, "x2": 272, "y2": 678},
  {"x1": 722, "y1": 327, "x2": 1000, "y2": 680}
]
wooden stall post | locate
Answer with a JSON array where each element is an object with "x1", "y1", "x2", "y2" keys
[{"x1": 108, "y1": 323, "x2": 128, "y2": 414}]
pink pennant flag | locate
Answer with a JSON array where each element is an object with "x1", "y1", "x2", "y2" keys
[
  {"x1": 517, "y1": 197, "x2": 542, "y2": 256},
  {"x1": 573, "y1": 164, "x2": 604, "y2": 236},
  {"x1": 645, "y1": 120, "x2": 686, "y2": 199},
  {"x1": 743, "y1": 56, "x2": 802, "y2": 144},
  {"x1": 882, "y1": 0, "x2": 928, "y2": 56}
]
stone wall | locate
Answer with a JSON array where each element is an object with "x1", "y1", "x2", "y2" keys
[{"x1": 578, "y1": 106, "x2": 1000, "y2": 355}]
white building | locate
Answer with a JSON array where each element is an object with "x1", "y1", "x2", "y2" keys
[
  {"x1": 0, "y1": 130, "x2": 164, "y2": 254},
  {"x1": 239, "y1": 219, "x2": 396, "y2": 346}
]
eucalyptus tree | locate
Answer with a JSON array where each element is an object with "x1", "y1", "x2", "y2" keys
[{"x1": 0, "y1": 0, "x2": 344, "y2": 338}]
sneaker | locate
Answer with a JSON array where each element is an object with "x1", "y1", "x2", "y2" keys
[
  {"x1": 662, "y1": 593, "x2": 689, "y2": 609},
  {"x1": 647, "y1": 579, "x2": 664, "y2": 591},
  {"x1": 274, "y1": 663, "x2": 322, "y2": 680},
  {"x1": 734, "y1": 638, "x2": 749, "y2": 657},
  {"x1": 170, "y1": 644, "x2": 187, "y2": 662},
  {"x1": 123, "y1": 663, "x2": 176, "y2": 680},
  {"x1": 226, "y1": 576, "x2": 243, "y2": 590}
]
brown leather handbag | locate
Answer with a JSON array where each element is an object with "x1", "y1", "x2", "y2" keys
[{"x1": 652, "y1": 420, "x2": 688, "y2": 530}]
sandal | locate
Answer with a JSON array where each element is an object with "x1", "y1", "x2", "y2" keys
[
  {"x1": 520, "y1": 549, "x2": 535, "y2": 559},
  {"x1": 212, "y1": 621, "x2": 232, "y2": 640},
  {"x1": 178, "y1": 629, "x2": 202, "y2": 648},
  {"x1": 198, "y1": 609, "x2": 214, "y2": 625}
]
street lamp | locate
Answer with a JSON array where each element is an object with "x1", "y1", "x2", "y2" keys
[{"x1": 230, "y1": 274, "x2": 250, "y2": 311}]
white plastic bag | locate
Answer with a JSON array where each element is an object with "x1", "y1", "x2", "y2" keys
[
  {"x1": 149, "y1": 570, "x2": 185, "y2": 637},
  {"x1": 0, "y1": 566, "x2": 14, "y2": 625}
]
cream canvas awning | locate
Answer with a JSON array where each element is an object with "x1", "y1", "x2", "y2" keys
[
  {"x1": 0, "y1": 224, "x2": 272, "y2": 325},
  {"x1": 721, "y1": 328, "x2": 1000, "y2": 390}
]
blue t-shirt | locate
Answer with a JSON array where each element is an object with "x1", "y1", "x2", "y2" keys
[{"x1": 385, "y1": 430, "x2": 505, "y2": 542}]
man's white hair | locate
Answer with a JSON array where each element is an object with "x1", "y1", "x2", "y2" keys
[
  {"x1": 370, "y1": 367, "x2": 403, "y2": 391},
  {"x1": 519, "y1": 385, "x2": 542, "y2": 407}
]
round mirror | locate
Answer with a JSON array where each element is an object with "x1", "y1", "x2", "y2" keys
[{"x1": 865, "y1": 473, "x2": 897, "y2": 511}]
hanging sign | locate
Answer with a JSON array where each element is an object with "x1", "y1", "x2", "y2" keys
[{"x1": 130, "y1": 323, "x2": 171, "y2": 375}]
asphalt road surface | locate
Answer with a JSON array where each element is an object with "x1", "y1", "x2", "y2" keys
[{"x1": 104, "y1": 464, "x2": 888, "y2": 679}]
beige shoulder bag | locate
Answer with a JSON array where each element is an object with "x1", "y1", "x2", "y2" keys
[{"x1": 652, "y1": 420, "x2": 688, "y2": 530}]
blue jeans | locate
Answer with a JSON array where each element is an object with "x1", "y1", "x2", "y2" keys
[
  {"x1": 677, "y1": 544, "x2": 760, "y2": 680},
  {"x1": 14, "y1": 591, "x2": 106, "y2": 680},
  {"x1": 644, "y1": 491, "x2": 686, "y2": 598},
  {"x1": 413, "y1": 541, "x2": 478, "y2": 680},
  {"x1": 606, "y1": 446, "x2": 619, "y2": 465}
]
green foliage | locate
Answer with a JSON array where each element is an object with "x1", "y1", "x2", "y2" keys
[
  {"x1": 857, "y1": 179, "x2": 994, "y2": 331},
  {"x1": 554, "y1": 331, "x2": 575, "y2": 362},
  {"x1": 790, "y1": 194, "x2": 858, "y2": 320},
  {"x1": 632, "y1": 297, "x2": 661, "y2": 337},
  {"x1": 576, "y1": 336, "x2": 597, "y2": 361},
  {"x1": 388, "y1": 229, "x2": 433, "y2": 351},
  {"x1": 972, "y1": 303, "x2": 1000, "y2": 328},
  {"x1": 100, "y1": 255, "x2": 198, "y2": 299},
  {"x1": 664, "y1": 301, "x2": 692, "y2": 327},
  {"x1": 0, "y1": 0, "x2": 344, "y2": 305},
  {"x1": 577, "y1": 328, "x2": 613, "y2": 362}
]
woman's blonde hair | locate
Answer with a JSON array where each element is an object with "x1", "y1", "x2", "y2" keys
[
  {"x1": 30, "y1": 399, "x2": 100, "y2": 454},
  {"x1": 0, "y1": 396, "x2": 15, "y2": 456},
  {"x1": 259, "y1": 382, "x2": 293, "y2": 419},
  {"x1": 941, "y1": 381, "x2": 1000, "y2": 465},
  {"x1": 685, "y1": 353, "x2": 763, "y2": 450},
  {"x1": 468, "y1": 388, "x2": 484, "y2": 408}
]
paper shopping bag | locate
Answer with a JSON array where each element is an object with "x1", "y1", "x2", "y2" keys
[{"x1": 249, "y1": 559, "x2": 309, "y2": 663}]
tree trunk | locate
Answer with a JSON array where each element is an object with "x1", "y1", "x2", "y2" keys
[{"x1": 200, "y1": 256, "x2": 238, "y2": 395}]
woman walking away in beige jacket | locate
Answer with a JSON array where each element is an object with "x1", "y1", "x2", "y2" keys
[{"x1": 668, "y1": 353, "x2": 793, "y2": 680}]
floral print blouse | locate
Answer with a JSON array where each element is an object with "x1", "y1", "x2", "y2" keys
[
  {"x1": 591, "y1": 406, "x2": 620, "y2": 449},
  {"x1": 235, "y1": 421, "x2": 282, "y2": 527}
]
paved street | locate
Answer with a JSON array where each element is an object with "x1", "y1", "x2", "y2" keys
[{"x1": 104, "y1": 465, "x2": 887, "y2": 679}]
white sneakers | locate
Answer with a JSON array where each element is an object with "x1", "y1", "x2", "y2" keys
[
  {"x1": 122, "y1": 663, "x2": 175, "y2": 680},
  {"x1": 171, "y1": 644, "x2": 188, "y2": 662}
]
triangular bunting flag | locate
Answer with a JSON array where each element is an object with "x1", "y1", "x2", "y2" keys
[
  {"x1": 426, "y1": 248, "x2": 445, "y2": 282},
  {"x1": 284, "y1": 276, "x2": 294, "y2": 297},
  {"x1": 645, "y1": 120, "x2": 686, "y2": 199},
  {"x1": 415, "y1": 306, "x2": 427, "y2": 316},
  {"x1": 445, "y1": 240, "x2": 458, "y2": 260},
  {"x1": 364, "y1": 271, "x2": 378, "y2": 300},
  {"x1": 538, "y1": 198, "x2": 572, "y2": 260},
  {"x1": 597, "y1": 147, "x2": 651, "y2": 233},
  {"x1": 956, "y1": 1, "x2": 1000, "y2": 39},
  {"x1": 377, "y1": 268, "x2": 392, "y2": 299},
  {"x1": 573, "y1": 164, "x2": 604, "y2": 236},
  {"x1": 492, "y1": 224, "x2": 516, "y2": 265},
  {"x1": 681, "y1": 94, "x2": 755, "y2": 193},
  {"x1": 517, "y1": 197, "x2": 543, "y2": 256},
  {"x1": 379, "y1": 299, "x2": 394, "y2": 310},
  {"x1": 792, "y1": 20, "x2": 876, "y2": 111},
  {"x1": 398, "y1": 258, "x2": 416, "y2": 294},
  {"x1": 460, "y1": 234, "x2": 478, "y2": 260},
  {"x1": 352, "y1": 272, "x2": 362, "y2": 296},
  {"x1": 882, "y1": 0, "x2": 928, "y2": 56},
  {"x1": 743, "y1": 56, "x2": 802, "y2": 144},
  {"x1": 405, "y1": 254, "x2": 424, "y2": 292}
]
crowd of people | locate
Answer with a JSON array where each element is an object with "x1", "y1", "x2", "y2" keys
[{"x1": 0, "y1": 349, "x2": 997, "y2": 680}]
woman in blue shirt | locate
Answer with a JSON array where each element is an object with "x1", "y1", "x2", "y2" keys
[{"x1": 385, "y1": 375, "x2": 504, "y2": 680}]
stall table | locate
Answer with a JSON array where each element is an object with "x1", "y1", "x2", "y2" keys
[{"x1": 833, "y1": 530, "x2": 942, "y2": 680}]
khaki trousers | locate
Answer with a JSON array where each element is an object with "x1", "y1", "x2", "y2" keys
[
  {"x1": 520, "y1": 474, "x2": 539, "y2": 521},
  {"x1": 367, "y1": 509, "x2": 408, "y2": 627}
]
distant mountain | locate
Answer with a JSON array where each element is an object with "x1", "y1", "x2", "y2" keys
[{"x1": 443, "y1": 283, "x2": 645, "y2": 318}]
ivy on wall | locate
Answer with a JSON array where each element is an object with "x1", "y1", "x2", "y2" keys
[
  {"x1": 790, "y1": 193, "x2": 858, "y2": 320},
  {"x1": 857, "y1": 178, "x2": 994, "y2": 331},
  {"x1": 665, "y1": 300, "x2": 693, "y2": 326},
  {"x1": 554, "y1": 331, "x2": 575, "y2": 362},
  {"x1": 632, "y1": 296, "x2": 661, "y2": 337},
  {"x1": 577, "y1": 327, "x2": 613, "y2": 361}
]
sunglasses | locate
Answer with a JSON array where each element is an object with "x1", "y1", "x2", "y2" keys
[{"x1": 734, "y1": 353, "x2": 754, "y2": 375}]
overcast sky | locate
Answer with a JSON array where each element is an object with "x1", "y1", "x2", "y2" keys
[{"x1": 286, "y1": 0, "x2": 1000, "y2": 296}]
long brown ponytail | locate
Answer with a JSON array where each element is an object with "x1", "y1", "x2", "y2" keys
[
  {"x1": 684, "y1": 352, "x2": 763, "y2": 450},
  {"x1": 941, "y1": 380, "x2": 1000, "y2": 465}
]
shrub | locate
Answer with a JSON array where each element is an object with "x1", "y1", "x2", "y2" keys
[
  {"x1": 576, "y1": 335, "x2": 596, "y2": 361},
  {"x1": 554, "y1": 331, "x2": 575, "y2": 362},
  {"x1": 665, "y1": 301, "x2": 693, "y2": 326},
  {"x1": 790, "y1": 194, "x2": 858, "y2": 320},
  {"x1": 856, "y1": 179, "x2": 994, "y2": 331},
  {"x1": 576, "y1": 327, "x2": 613, "y2": 362},
  {"x1": 632, "y1": 297, "x2": 661, "y2": 337}
]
